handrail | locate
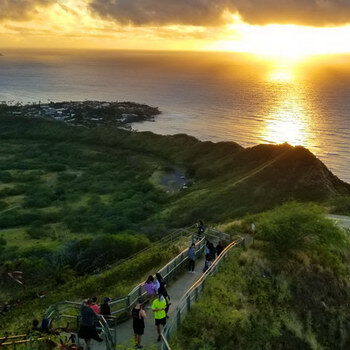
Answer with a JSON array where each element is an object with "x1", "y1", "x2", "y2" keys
[
  {"x1": 13, "y1": 225, "x2": 229, "y2": 350},
  {"x1": 44, "y1": 225, "x2": 197, "y2": 320},
  {"x1": 109, "y1": 236, "x2": 206, "y2": 314},
  {"x1": 160, "y1": 236, "x2": 244, "y2": 350},
  {"x1": 92, "y1": 225, "x2": 196, "y2": 275},
  {"x1": 98, "y1": 315, "x2": 115, "y2": 350}
]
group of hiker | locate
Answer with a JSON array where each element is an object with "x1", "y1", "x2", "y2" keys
[
  {"x1": 188, "y1": 220, "x2": 225, "y2": 274},
  {"x1": 62, "y1": 220, "x2": 222, "y2": 349},
  {"x1": 134, "y1": 272, "x2": 171, "y2": 348}
]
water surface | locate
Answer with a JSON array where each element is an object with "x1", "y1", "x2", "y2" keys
[{"x1": 0, "y1": 49, "x2": 349, "y2": 182}]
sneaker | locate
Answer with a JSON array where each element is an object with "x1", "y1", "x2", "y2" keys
[{"x1": 137, "y1": 346, "x2": 143, "y2": 349}]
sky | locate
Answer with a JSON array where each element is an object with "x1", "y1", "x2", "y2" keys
[{"x1": 1, "y1": 0, "x2": 350, "y2": 55}]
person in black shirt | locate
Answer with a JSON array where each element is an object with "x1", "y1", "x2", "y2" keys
[
  {"x1": 100, "y1": 297, "x2": 111, "y2": 317},
  {"x1": 78, "y1": 299, "x2": 103, "y2": 349},
  {"x1": 156, "y1": 273, "x2": 171, "y2": 316},
  {"x1": 132, "y1": 298, "x2": 146, "y2": 349}
]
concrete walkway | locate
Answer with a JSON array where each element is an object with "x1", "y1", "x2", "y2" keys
[
  {"x1": 90, "y1": 255, "x2": 206, "y2": 350},
  {"x1": 328, "y1": 214, "x2": 350, "y2": 230}
]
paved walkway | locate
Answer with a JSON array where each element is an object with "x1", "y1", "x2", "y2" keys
[
  {"x1": 328, "y1": 214, "x2": 350, "y2": 230},
  {"x1": 89, "y1": 255, "x2": 206, "y2": 350}
]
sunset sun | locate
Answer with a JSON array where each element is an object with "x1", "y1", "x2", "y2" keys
[{"x1": 212, "y1": 16, "x2": 350, "y2": 60}]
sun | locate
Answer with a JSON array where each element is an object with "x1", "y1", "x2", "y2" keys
[
  {"x1": 211, "y1": 15, "x2": 350, "y2": 60},
  {"x1": 268, "y1": 66, "x2": 294, "y2": 82}
]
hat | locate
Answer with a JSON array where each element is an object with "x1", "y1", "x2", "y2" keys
[{"x1": 104, "y1": 297, "x2": 111, "y2": 303}]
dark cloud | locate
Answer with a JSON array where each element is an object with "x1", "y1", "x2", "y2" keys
[
  {"x1": 0, "y1": 0, "x2": 54, "y2": 20},
  {"x1": 234, "y1": 0, "x2": 350, "y2": 26},
  {"x1": 89, "y1": 0, "x2": 350, "y2": 27},
  {"x1": 89, "y1": 0, "x2": 231, "y2": 26}
]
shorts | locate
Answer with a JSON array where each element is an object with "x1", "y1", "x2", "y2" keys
[
  {"x1": 155, "y1": 318, "x2": 167, "y2": 326},
  {"x1": 78, "y1": 325, "x2": 102, "y2": 341},
  {"x1": 133, "y1": 326, "x2": 145, "y2": 335}
]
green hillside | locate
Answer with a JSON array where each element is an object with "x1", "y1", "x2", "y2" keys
[
  {"x1": 172, "y1": 202, "x2": 350, "y2": 350},
  {"x1": 0, "y1": 112, "x2": 349, "y2": 335}
]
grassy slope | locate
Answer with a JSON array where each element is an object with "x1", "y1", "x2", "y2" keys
[
  {"x1": 172, "y1": 203, "x2": 350, "y2": 350},
  {"x1": 1, "y1": 115, "x2": 350, "y2": 336},
  {"x1": 0, "y1": 237, "x2": 186, "y2": 334}
]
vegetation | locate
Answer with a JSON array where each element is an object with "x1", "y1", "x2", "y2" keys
[
  {"x1": 172, "y1": 202, "x2": 350, "y2": 350},
  {"x1": 0, "y1": 111, "x2": 349, "y2": 339},
  {"x1": 0, "y1": 237, "x2": 185, "y2": 334},
  {"x1": 329, "y1": 195, "x2": 350, "y2": 215}
]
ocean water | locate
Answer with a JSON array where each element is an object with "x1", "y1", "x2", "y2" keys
[{"x1": 0, "y1": 49, "x2": 349, "y2": 183}]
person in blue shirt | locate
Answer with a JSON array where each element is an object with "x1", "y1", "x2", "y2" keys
[{"x1": 188, "y1": 243, "x2": 196, "y2": 273}]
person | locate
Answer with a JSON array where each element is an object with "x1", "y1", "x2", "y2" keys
[
  {"x1": 156, "y1": 273, "x2": 171, "y2": 315},
  {"x1": 196, "y1": 220, "x2": 205, "y2": 239},
  {"x1": 151, "y1": 293, "x2": 167, "y2": 342},
  {"x1": 90, "y1": 297, "x2": 100, "y2": 314},
  {"x1": 216, "y1": 241, "x2": 224, "y2": 256},
  {"x1": 208, "y1": 242, "x2": 216, "y2": 261},
  {"x1": 78, "y1": 299, "x2": 103, "y2": 350},
  {"x1": 205, "y1": 240, "x2": 210, "y2": 258},
  {"x1": 203, "y1": 259, "x2": 212, "y2": 273},
  {"x1": 31, "y1": 319, "x2": 41, "y2": 333},
  {"x1": 131, "y1": 298, "x2": 146, "y2": 349},
  {"x1": 188, "y1": 243, "x2": 196, "y2": 273},
  {"x1": 144, "y1": 275, "x2": 157, "y2": 301},
  {"x1": 100, "y1": 297, "x2": 111, "y2": 317}
]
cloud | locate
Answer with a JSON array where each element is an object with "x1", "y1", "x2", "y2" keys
[
  {"x1": 0, "y1": 0, "x2": 55, "y2": 21},
  {"x1": 89, "y1": 0, "x2": 231, "y2": 26},
  {"x1": 89, "y1": 0, "x2": 350, "y2": 27}
]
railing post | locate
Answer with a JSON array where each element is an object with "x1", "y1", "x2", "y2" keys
[
  {"x1": 114, "y1": 324, "x2": 117, "y2": 346},
  {"x1": 176, "y1": 309, "x2": 181, "y2": 328},
  {"x1": 195, "y1": 287, "x2": 199, "y2": 301},
  {"x1": 186, "y1": 295, "x2": 191, "y2": 312},
  {"x1": 138, "y1": 285, "x2": 142, "y2": 297},
  {"x1": 126, "y1": 295, "x2": 131, "y2": 309}
]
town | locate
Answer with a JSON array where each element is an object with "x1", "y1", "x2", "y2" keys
[{"x1": 0, "y1": 100, "x2": 161, "y2": 128}]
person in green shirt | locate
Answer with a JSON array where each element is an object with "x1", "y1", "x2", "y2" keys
[{"x1": 151, "y1": 293, "x2": 167, "y2": 341}]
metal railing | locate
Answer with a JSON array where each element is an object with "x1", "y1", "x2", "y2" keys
[
  {"x1": 160, "y1": 236, "x2": 244, "y2": 350},
  {"x1": 0, "y1": 335, "x2": 45, "y2": 350},
  {"x1": 108, "y1": 235, "x2": 207, "y2": 317},
  {"x1": 3, "y1": 226, "x2": 230, "y2": 350},
  {"x1": 91, "y1": 225, "x2": 196, "y2": 276}
]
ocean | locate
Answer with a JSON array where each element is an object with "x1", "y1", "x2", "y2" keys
[{"x1": 0, "y1": 49, "x2": 349, "y2": 182}]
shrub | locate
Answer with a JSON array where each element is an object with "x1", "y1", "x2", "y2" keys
[{"x1": 0, "y1": 200, "x2": 8, "y2": 210}]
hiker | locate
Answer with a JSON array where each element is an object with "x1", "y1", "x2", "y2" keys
[
  {"x1": 188, "y1": 243, "x2": 196, "y2": 273},
  {"x1": 207, "y1": 242, "x2": 216, "y2": 261},
  {"x1": 78, "y1": 299, "x2": 103, "y2": 350},
  {"x1": 152, "y1": 293, "x2": 167, "y2": 342},
  {"x1": 144, "y1": 275, "x2": 157, "y2": 301},
  {"x1": 203, "y1": 259, "x2": 212, "y2": 273},
  {"x1": 203, "y1": 241, "x2": 216, "y2": 273},
  {"x1": 31, "y1": 319, "x2": 41, "y2": 334},
  {"x1": 196, "y1": 220, "x2": 205, "y2": 239},
  {"x1": 216, "y1": 241, "x2": 224, "y2": 256},
  {"x1": 100, "y1": 297, "x2": 111, "y2": 317},
  {"x1": 205, "y1": 240, "x2": 210, "y2": 255},
  {"x1": 156, "y1": 273, "x2": 171, "y2": 315},
  {"x1": 132, "y1": 298, "x2": 146, "y2": 349},
  {"x1": 90, "y1": 297, "x2": 100, "y2": 314}
]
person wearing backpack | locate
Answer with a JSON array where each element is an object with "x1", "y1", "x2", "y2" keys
[{"x1": 131, "y1": 298, "x2": 146, "y2": 349}]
